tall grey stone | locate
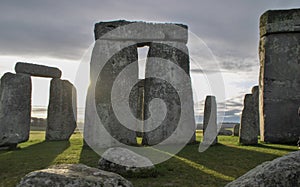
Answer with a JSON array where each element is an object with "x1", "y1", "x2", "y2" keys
[
  {"x1": 46, "y1": 78, "x2": 77, "y2": 141},
  {"x1": 259, "y1": 9, "x2": 300, "y2": 143},
  {"x1": 15, "y1": 62, "x2": 62, "y2": 78},
  {"x1": 239, "y1": 94, "x2": 258, "y2": 145},
  {"x1": 203, "y1": 96, "x2": 218, "y2": 145},
  {"x1": 251, "y1": 86, "x2": 260, "y2": 136},
  {"x1": 0, "y1": 73, "x2": 31, "y2": 146},
  {"x1": 85, "y1": 20, "x2": 195, "y2": 148},
  {"x1": 233, "y1": 124, "x2": 240, "y2": 136},
  {"x1": 142, "y1": 42, "x2": 196, "y2": 145},
  {"x1": 129, "y1": 79, "x2": 145, "y2": 137},
  {"x1": 84, "y1": 39, "x2": 138, "y2": 148}
]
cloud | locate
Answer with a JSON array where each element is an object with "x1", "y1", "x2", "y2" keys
[
  {"x1": 190, "y1": 68, "x2": 222, "y2": 74},
  {"x1": 0, "y1": 0, "x2": 299, "y2": 62},
  {"x1": 194, "y1": 93, "x2": 245, "y2": 123},
  {"x1": 0, "y1": 0, "x2": 299, "y2": 109},
  {"x1": 217, "y1": 55, "x2": 259, "y2": 72}
]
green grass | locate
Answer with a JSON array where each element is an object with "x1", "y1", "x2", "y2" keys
[{"x1": 0, "y1": 131, "x2": 297, "y2": 187}]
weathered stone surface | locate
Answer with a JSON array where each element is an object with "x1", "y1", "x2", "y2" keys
[
  {"x1": 129, "y1": 79, "x2": 145, "y2": 137},
  {"x1": 98, "y1": 147, "x2": 155, "y2": 176},
  {"x1": 251, "y1": 86, "x2": 260, "y2": 136},
  {"x1": 94, "y1": 20, "x2": 188, "y2": 43},
  {"x1": 142, "y1": 42, "x2": 196, "y2": 145},
  {"x1": 225, "y1": 151, "x2": 300, "y2": 187},
  {"x1": 259, "y1": 10, "x2": 300, "y2": 143},
  {"x1": 0, "y1": 73, "x2": 31, "y2": 146},
  {"x1": 17, "y1": 164, "x2": 133, "y2": 187},
  {"x1": 203, "y1": 96, "x2": 218, "y2": 145},
  {"x1": 15, "y1": 62, "x2": 62, "y2": 78},
  {"x1": 46, "y1": 78, "x2": 77, "y2": 141},
  {"x1": 233, "y1": 124, "x2": 240, "y2": 136},
  {"x1": 85, "y1": 20, "x2": 195, "y2": 148},
  {"x1": 239, "y1": 94, "x2": 258, "y2": 145},
  {"x1": 260, "y1": 9, "x2": 300, "y2": 37},
  {"x1": 84, "y1": 40, "x2": 137, "y2": 148}
]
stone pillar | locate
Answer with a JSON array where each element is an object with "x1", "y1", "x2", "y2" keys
[
  {"x1": 251, "y1": 86, "x2": 260, "y2": 136},
  {"x1": 259, "y1": 9, "x2": 300, "y2": 143},
  {"x1": 0, "y1": 73, "x2": 31, "y2": 146},
  {"x1": 203, "y1": 96, "x2": 218, "y2": 145},
  {"x1": 46, "y1": 78, "x2": 77, "y2": 141},
  {"x1": 142, "y1": 42, "x2": 196, "y2": 145},
  {"x1": 85, "y1": 20, "x2": 195, "y2": 147},
  {"x1": 233, "y1": 124, "x2": 240, "y2": 136},
  {"x1": 131, "y1": 79, "x2": 145, "y2": 137},
  {"x1": 239, "y1": 94, "x2": 258, "y2": 145},
  {"x1": 84, "y1": 39, "x2": 138, "y2": 148}
]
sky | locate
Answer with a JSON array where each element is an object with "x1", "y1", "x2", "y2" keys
[{"x1": 0, "y1": 1, "x2": 300, "y2": 122}]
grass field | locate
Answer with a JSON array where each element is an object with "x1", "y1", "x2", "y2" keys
[{"x1": 0, "y1": 131, "x2": 298, "y2": 187}]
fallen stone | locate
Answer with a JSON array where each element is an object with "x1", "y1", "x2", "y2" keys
[
  {"x1": 17, "y1": 164, "x2": 133, "y2": 187},
  {"x1": 46, "y1": 78, "x2": 77, "y2": 141},
  {"x1": 15, "y1": 62, "x2": 62, "y2": 78},
  {"x1": 225, "y1": 151, "x2": 300, "y2": 187},
  {"x1": 0, "y1": 73, "x2": 31, "y2": 146},
  {"x1": 98, "y1": 147, "x2": 155, "y2": 177},
  {"x1": 218, "y1": 128, "x2": 232, "y2": 136}
]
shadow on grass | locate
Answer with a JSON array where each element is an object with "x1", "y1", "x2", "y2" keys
[
  {"x1": 255, "y1": 143, "x2": 297, "y2": 152},
  {"x1": 0, "y1": 140, "x2": 70, "y2": 187},
  {"x1": 174, "y1": 143, "x2": 294, "y2": 185},
  {"x1": 78, "y1": 144, "x2": 101, "y2": 167},
  {"x1": 130, "y1": 142, "x2": 296, "y2": 187}
]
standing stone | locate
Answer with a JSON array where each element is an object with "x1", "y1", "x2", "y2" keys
[
  {"x1": 233, "y1": 124, "x2": 240, "y2": 136},
  {"x1": 203, "y1": 96, "x2": 218, "y2": 145},
  {"x1": 15, "y1": 62, "x2": 62, "y2": 78},
  {"x1": 239, "y1": 94, "x2": 258, "y2": 145},
  {"x1": 84, "y1": 39, "x2": 138, "y2": 148},
  {"x1": 46, "y1": 78, "x2": 77, "y2": 141},
  {"x1": 85, "y1": 20, "x2": 195, "y2": 148},
  {"x1": 142, "y1": 42, "x2": 196, "y2": 145},
  {"x1": 129, "y1": 79, "x2": 145, "y2": 137},
  {"x1": 0, "y1": 73, "x2": 31, "y2": 146},
  {"x1": 251, "y1": 86, "x2": 260, "y2": 136},
  {"x1": 259, "y1": 9, "x2": 300, "y2": 143}
]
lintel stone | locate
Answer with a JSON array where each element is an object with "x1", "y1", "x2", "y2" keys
[
  {"x1": 94, "y1": 20, "x2": 188, "y2": 43},
  {"x1": 260, "y1": 9, "x2": 300, "y2": 37},
  {"x1": 15, "y1": 62, "x2": 62, "y2": 78}
]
